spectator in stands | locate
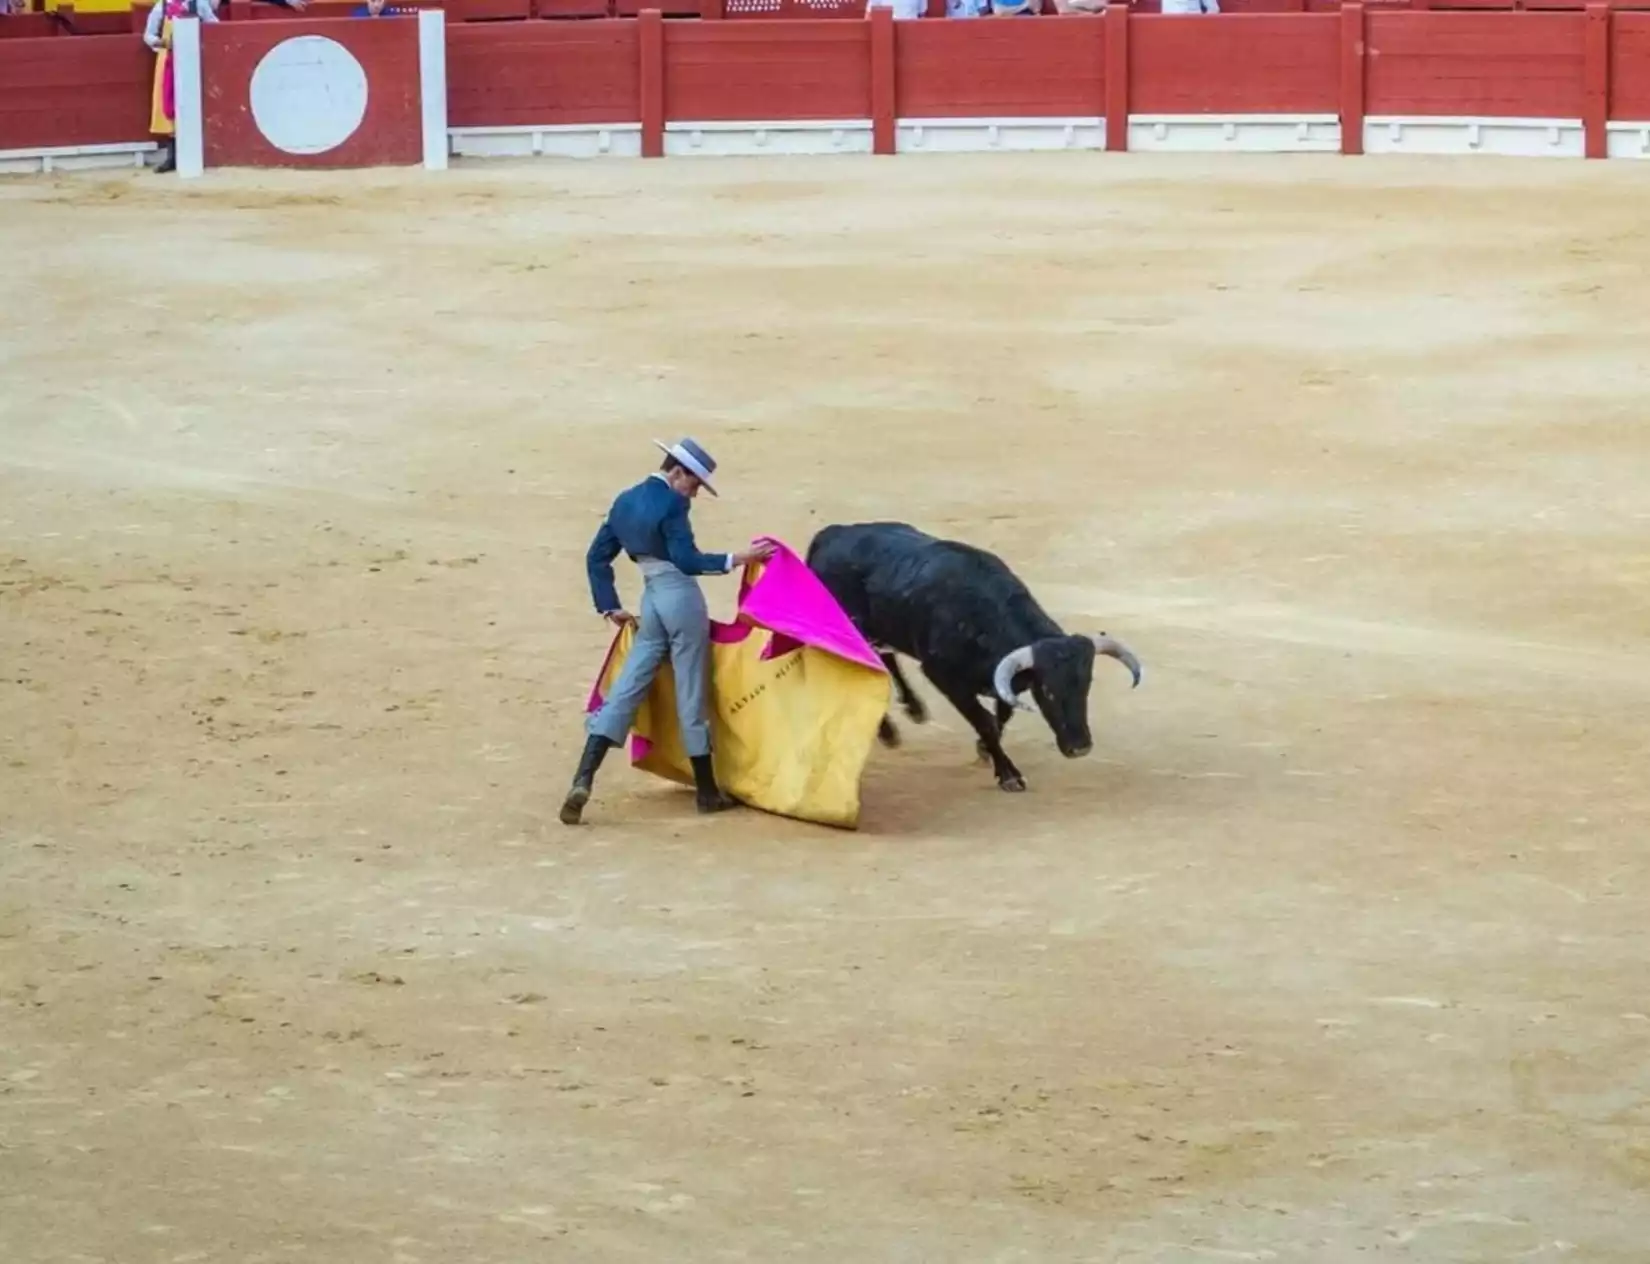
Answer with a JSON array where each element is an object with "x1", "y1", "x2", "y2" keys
[
  {"x1": 947, "y1": 0, "x2": 987, "y2": 14},
  {"x1": 353, "y1": 0, "x2": 416, "y2": 13},
  {"x1": 1161, "y1": 0, "x2": 1219, "y2": 11},
  {"x1": 143, "y1": 0, "x2": 217, "y2": 174},
  {"x1": 989, "y1": 0, "x2": 1040, "y2": 13},
  {"x1": 864, "y1": 0, "x2": 924, "y2": 19}
]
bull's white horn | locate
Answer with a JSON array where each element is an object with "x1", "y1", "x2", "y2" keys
[
  {"x1": 992, "y1": 645, "x2": 1037, "y2": 711},
  {"x1": 1092, "y1": 633, "x2": 1142, "y2": 688}
]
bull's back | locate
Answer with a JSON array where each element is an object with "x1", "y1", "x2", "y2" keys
[
  {"x1": 806, "y1": 522, "x2": 1047, "y2": 667},
  {"x1": 806, "y1": 522, "x2": 935, "y2": 568}
]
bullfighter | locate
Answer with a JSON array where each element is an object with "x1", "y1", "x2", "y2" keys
[{"x1": 561, "y1": 438, "x2": 772, "y2": 825}]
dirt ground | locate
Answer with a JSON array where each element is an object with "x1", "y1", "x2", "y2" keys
[{"x1": 4, "y1": 150, "x2": 1650, "y2": 1263}]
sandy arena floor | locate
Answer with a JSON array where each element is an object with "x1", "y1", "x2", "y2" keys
[{"x1": 4, "y1": 151, "x2": 1650, "y2": 1262}]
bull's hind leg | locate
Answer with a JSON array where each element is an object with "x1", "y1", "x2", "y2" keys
[
  {"x1": 878, "y1": 716, "x2": 902, "y2": 748},
  {"x1": 922, "y1": 664, "x2": 1027, "y2": 792},
  {"x1": 975, "y1": 699, "x2": 1016, "y2": 766},
  {"x1": 880, "y1": 652, "x2": 928, "y2": 724}
]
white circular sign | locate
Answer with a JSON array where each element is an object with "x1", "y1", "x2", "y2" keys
[{"x1": 249, "y1": 36, "x2": 369, "y2": 156}]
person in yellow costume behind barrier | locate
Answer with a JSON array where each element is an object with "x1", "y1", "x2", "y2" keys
[
  {"x1": 561, "y1": 438, "x2": 774, "y2": 826},
  {"x1": 143, "y1": 0, "x2": 217, "y2": 174}
]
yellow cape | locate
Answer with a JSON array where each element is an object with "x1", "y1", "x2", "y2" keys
[{"x1": 589, "y1": 549, "x2": 890, "y2": 830}]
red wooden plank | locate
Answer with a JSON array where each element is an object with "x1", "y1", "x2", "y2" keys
[
  {"x1": 869, "y1": 3, "x2": 894, "y2": 152},
  {"x1": 241, "y1": 0, "x2": 529, "y2": 15},
  {"x1": 640, "y1": 5, "x2": 662, "y2": 150},
  {"x1": 534, "y1": 0, "x2": 612, "y2": 15},
  {"x1": 68, "y1": 12, "x2": 137, "y2": 33},
  {"x1": 445, "y1": 0, "x2": 534, "y2": 20},
  {"x1": 1365, "y1": 11, "x2": 1586, "y2": 116},
  {"x1": 1130, "y1": 14, "x2": 1338, "y2": 114},
  {"x1": 445, "y1": 20, "x2": 639, "y2": 125},
  {"x1": 1611, "y1": 11, "x2": 1650, "y2": 116},
  {"x1": 0, "y1": 14, "x2": 58, "y2": 38},
  {"x1": 247, "y1": 2, "x2": 363, "y2": 17},
  {"x1": 1583, "y1": 1, "x2": 1609, "y2": 152},
  {"x1": 1341, "y1": 0, "x2": 1365, "y2": 151},
  {"x1": 720, "y1": 0, "x2": 861, "y2": 15},
  {"x1": 0, "y1": 34, "x2": 152, "y2": 149},
  {"x1": 665, "y1": 20, "x2": 870, "y2": 121},
  {"x1": 615, "y1": 0, "x2": 701, "y2": 15},
  {"x1": 1105, "y1": 4, "x2": 1127, "y2": 148},
  {"x1": 897, "y1": 19, "x2": 1106, "y2": 119}
]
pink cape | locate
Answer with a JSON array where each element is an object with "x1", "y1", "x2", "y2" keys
[{"x1": 585, "y1": 536, "x2": 885, "y2": 763}]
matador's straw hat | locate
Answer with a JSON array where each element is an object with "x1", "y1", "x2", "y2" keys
[{"x1": 653, "y1": 437, "x2": 719, "y2": 496}]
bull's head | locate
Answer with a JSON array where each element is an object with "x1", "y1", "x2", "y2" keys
[{"x1": 992, "y1": 633, "x2": 1142, "y2": 759}]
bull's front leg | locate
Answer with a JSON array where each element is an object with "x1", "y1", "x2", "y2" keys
[
  {"x1": 921, "y1": 663, "x2": 1027, "y2": 792},
  {"x1": 975, "y1": 699, "x2": 1016, "y2": 766}
]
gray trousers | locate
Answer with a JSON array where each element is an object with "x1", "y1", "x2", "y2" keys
[{"x1": 587, "y1": 563, "x2": 714, "y2": 759}]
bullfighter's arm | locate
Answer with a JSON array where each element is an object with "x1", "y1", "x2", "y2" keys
[
  {"x1": 660, "y1": 501, "x2": 733, "y2": 578},
  {"x1": 586, "y1": 518, "x2": 625, "y2": 615}
]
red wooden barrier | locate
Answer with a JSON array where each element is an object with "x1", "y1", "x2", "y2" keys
[
  {"x1": 14, "y1": 8, "x2": 1650, "y2": 163},
  {"x1": 896, "y1": 17, "x2": 1106, "y2": 118},
  {"x1": 1130, "y1": 14, "x2": 1339, "y2": 113},
  {"x1": 1364, "y1": 11, "x2": 1585, "y2": 116},
  {"x1": 1612, "y1": 9, "x2": 1650, "y2": 115},
  {"x1": 446, "y1": 19, "x2": 638, "y2": 124},
  {"x1": 665, "y1": 19, "x2": 871, "y2": 120},
  {"x1": 0, "y1": 33, "x2": 150, "y2": 149}
]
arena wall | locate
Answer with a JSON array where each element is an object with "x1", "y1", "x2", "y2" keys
[{"x1": 5, "y1": 4, "x2": 1650, "y2": 173}]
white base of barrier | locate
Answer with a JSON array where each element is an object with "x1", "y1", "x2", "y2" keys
[
  {"x1": 1362, "y1": 115, "x2": 1584, "y2": 158},
  {"x1": 1605, "y1": 121, "x2": 1650, "y2": 158},
  {"x1": 0, "y1": 142, "x2": 159, "y2": 176},
  {"x1": 1129, "y1": 113, "x2": 1340, "y2": 154},
  {"x1": 664, "y1": 120, "x2": 874, "y2": 157},
  {"x1": 449, "y1": 124, "x2": 644, "y2": 159},
  {"x1": 898, "y1": 116, "x2": 1107, "y2": 153},
  {"x1": 20, "y1": 112, "x2": 1650, "y2": 178}
]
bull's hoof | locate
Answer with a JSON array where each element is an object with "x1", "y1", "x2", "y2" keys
[
  {"x1": 998, "y1": 774, "x2": 1028, "y2": 793},
  {"x1": 878, "y1": 719, "x2": 902, "y2": 749}
]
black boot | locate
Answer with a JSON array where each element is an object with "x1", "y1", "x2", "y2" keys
[
  {"x1": 559, "y1": 735, "x2": 613, "y2": 826},
  {"x1": 691, "y1": 754, "x2": 737, "y2": 814},
  {"x1": 154, "y1": 139, "x2": 176, "y2": 174}
]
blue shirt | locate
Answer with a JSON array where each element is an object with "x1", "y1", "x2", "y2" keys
[{"x1": 585, "y1": 473, "x2": 733, "y2": 614}]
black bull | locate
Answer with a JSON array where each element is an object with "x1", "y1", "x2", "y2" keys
[{"x1": 804, "y1": 522, "x2": 1142, "y2": 792}]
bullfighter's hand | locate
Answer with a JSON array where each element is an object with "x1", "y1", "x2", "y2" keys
[
  {"x1": 604, "y1": 610, "x2": 637, "y2": 628},
  {"x1": 734, "y1": 540, "x2": 776, "y2": 567}
]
